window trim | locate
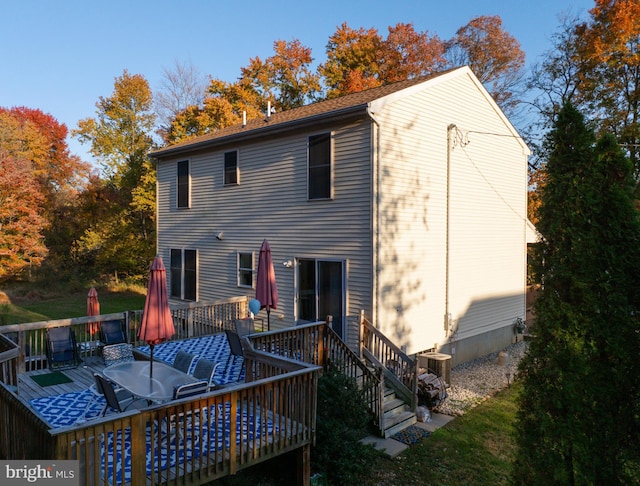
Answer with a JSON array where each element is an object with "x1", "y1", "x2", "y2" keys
[
  {"x1": 176, "y1": 160, "x2": 191, "y2": 209},
  {"x1": 307, "y1": 132, "x2": 333, "y2": 200},
  {"x1": 224, "y1": 150, "x2": 240, "y2": 186},
  {"x1": 237, "y1": 251, "x2": 255, "y2": 288}
]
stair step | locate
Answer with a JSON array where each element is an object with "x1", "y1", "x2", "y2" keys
[
  {"x1": 383, "y1": 411, "x2": 417, "y2": 438},
  {"x1": 383, "y1": 387, "x2": 396, "y2": 399},
  {"x1": 384, "y1": 397, "x2": 406, "y2": 413}
]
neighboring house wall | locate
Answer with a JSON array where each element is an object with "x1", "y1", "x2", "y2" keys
[{"x1": 370, "y1": 70, "x2": 529, "y2": 360}]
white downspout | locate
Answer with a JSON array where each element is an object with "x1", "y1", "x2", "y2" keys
[
  {"x1": 445, "y1": 124, "x2": 456, "y2": 338},
  {"x1": 368, "y1": 106, "x2": 381, "y2": 328}
]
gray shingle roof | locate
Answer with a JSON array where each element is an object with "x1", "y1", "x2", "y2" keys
[{"x1": 151, "y1": 70, "x2": 452, "y2": 158}]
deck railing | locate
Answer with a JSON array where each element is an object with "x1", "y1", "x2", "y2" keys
[
  {"x1": 0, "y1": 381, "x2": 53, "y2": 460},
  {"x1": 0, "y1": 333, "x2": 18, "y2": 388},
  {"x1": 0, "y1": 297, "x2": 249, "y2": 373},
  {"x1": 249, "y1": 320, "x2": 385, "y2": 435},
  {"x1": 360, "y1": 315, "x2": 418, "y2": 411}
]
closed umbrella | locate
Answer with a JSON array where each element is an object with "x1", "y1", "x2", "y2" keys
[
  {"x1": 86, "y1": 287, "x2": 100, "y2": 336},
  {"x1": 255, "y1": 239, "x2": 278, "y2": 330},
  {"x1": 138, "y1": 256, "x2": 175, "y2": 380}
]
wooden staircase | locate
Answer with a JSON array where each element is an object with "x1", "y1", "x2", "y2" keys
[
  {"x1": 358, "y1": 313, "x2": 450, "y2": 438},
  {"x1": 382, "y1": 385, "x2": 416, "y2": 438}
]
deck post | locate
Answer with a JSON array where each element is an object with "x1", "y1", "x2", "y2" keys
[
  {"x1": 17, "y1": 331, "x2": 26, "y2": 374},
  {"x1": 359, "y1": 309, "x2": 365, "y2": 359},
  {"x1": 296, "y1": 443, "x2": 311, "y2": 486}
]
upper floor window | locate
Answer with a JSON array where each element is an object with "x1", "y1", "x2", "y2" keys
[
  {"x1": 237, "y1": 251, "x2": 254, "y2": 288},
  {"x1": 177, "y1": 160, "x2": 190, "y2": 208},
  {"x1": 308, "y1": 133, "x2": 332, "y2": 200},
  {"x1": 170, "y1": 248, "x2": 197, "y2": 301},
  {"x1": 224, "y1": 150, "x2": 239, "y2": 185}
]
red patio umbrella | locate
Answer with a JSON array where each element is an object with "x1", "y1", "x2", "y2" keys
[
  {"x1": 86, "y1": 287, "x2": 100, "y2": 336},
  {"x1": 138, "y1": 256, "x2": 175, "y2": 379},
  {"x1": 256, "y1": 239, "x2": 279, "y2": 330}
]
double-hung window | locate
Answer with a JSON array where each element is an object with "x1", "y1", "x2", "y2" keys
[
  {"x1": 170, "y1": 249, "x2": 197, "y2": 301},
  {"x1": 308, "y1": 133, "x2": 332, "y2": 200},
  {"x1": 237, "y1": 251, "x2": 254, "y2": 288},
  {"x1": 177, "y1": 160, "x2": 190, "y2": 208},
  {"x1": 224, "y1": 150, "x2": 239, "y2": 185}
]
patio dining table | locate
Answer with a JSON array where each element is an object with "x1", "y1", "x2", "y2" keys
[{"x1": 103, "y1": 360, "x2": 199, "y2": 402}]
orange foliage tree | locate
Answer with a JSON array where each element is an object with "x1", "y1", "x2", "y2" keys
[
  {"x1": 445, "y1": 15, "x2": 525, "y2": 115},
  {"x1": 0, "y1": 148, "x2": 48, "y2": 279},
  {"x1": 320, "y1": 22, "x2": 445, "y2": 98},
  {"x1": 0, "y1": 107, "x2": 89, "y2": 277},
  {"x1": 576, "y1": 0, "x2": 640, "y2": 176}
]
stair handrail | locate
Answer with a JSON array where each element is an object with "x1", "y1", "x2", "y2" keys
[{"x1": 360, "y1": 314, "x2": 418, "y2": 411}]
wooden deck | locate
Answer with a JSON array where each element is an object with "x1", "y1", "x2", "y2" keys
[
  {"x1": 0, "y1": 305, "x2": 386, "y2": 486},
  {"x1": 0, "y1": 307, "x2": 327, "y2": 486}
]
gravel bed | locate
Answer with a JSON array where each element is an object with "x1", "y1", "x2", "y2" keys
[{"x1": 433, "y1": 341, "x2": 529, "y2": 416}]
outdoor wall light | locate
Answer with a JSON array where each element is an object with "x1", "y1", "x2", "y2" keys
[
  {"x1": 215, "y1": 231, "x2": 224, "y2": 240},
  {"x1": 282, "y1": 259, "x2": 293, "y2": 268}
]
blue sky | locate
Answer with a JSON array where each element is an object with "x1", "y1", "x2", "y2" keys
[{"x1": 1, "y1": 0, "x2": 594, "y2": 163}]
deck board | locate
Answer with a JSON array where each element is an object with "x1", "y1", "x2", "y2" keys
[{"x1": 17, "y1": 356, "x2": 105, "y2": 401}]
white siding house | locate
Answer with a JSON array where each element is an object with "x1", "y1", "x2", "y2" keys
[{"x1": 151, "y1": 66, "x2": 530, "y2": 365}]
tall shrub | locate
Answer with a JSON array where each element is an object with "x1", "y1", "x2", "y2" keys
[
  {"x1": 514, "y1": 103, "x2": 640, "y2": 484},
  {"x1": 312, "y1": 364, "x2": 379, "y2": 485}
]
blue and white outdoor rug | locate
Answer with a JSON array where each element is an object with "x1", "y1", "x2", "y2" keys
[
  {"x1": 31, "y1": 389, "x2": 277, "y2": 484},
  {"x1": 103, "y1": 403, "x2": 278, "y2": 483},
  {"x1": 136, "y1": 334, "x2": 245, "y2": 384},
  {"x1": 30, "y1": 389, "x2": 105, "y2": 427}
]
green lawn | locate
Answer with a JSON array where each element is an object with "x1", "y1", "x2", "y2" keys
[
  {"x1": 212, "y1": 384, "x2": 520, "y2": 486},
  {"x1": 362, "y1": 384, "x2": 520, "y2": 486},
  {"x1": 0, "y1": 288, "x2": 147, "y2": 325}
]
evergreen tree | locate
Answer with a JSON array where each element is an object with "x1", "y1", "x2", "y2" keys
[{"x1": 514, "y1": 103, "x2": 640, "y2": 485}]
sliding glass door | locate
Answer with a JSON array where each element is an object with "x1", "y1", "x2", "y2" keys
[{"x1": 297, "y1": 259, "x2": 345, "y2": 338}]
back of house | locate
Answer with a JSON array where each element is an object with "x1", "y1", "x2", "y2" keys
[{"x1": 151, "y1": 66, "x2": 530, "y2": 365}]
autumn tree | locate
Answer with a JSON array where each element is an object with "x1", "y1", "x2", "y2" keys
[
  {"x1": 73, "y1": 70, "x2": 157, "y2": 277},
  {"x1": 165, "y1": 77, "x2": 261, "y2": 144},
  {"x1": 2, "y1": 107, "x2": 89, "y2": 198},
  {"x1": 514, "y1": 103, "x2": 640, "y2": 484},
  {"x1": 155, "y1": 59, "x2": 208, "y2": 143},
  {"x1": 576, "y1": 0, "x2": 640, "y2": 178},
  {"x1": 241, "y1": 38, "x2": 322, "y2": 110},
  {"x1": 0, "y1": 147, "x2": 47, "y2": 280},
  {"x1": 445, "y1": 15, "x2": 525, "y2": 115},
  {"x1": 6, "y1": 107, "x2": 90, "y2": 268},
  {"x1": 167, "y1": 39, "x2": 320, "y2": 144},
  {"x1": 527, "y1": 1, "x2": 640, "y2": 197},
  {"x1": 380, "y1": 22, "x2": 446, "y2": 82},
  {"x1": 0, "y1": 107, "x2": 89, "y2": 276},
  {"x1": 320, "y1": 22, "x2": 444, "y2": 98}
]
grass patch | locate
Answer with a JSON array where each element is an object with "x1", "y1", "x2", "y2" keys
[
  {"x1": 207, "y1": 383, "x2": 521, "y2": 486},
  {"x1": 363, "y1": 384, "x2": 520, "y2": 486},
  {"x1": 0, "y1": 284, "x2": 146, "y2": 324}
]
